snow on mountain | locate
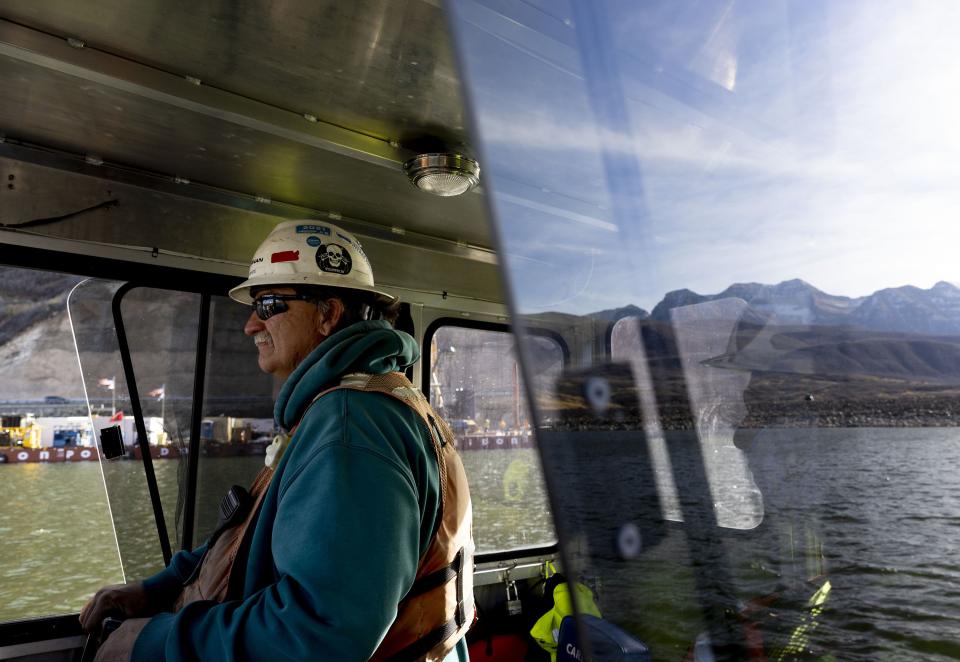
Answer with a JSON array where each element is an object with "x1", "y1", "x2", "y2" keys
[{"x1": 651, "y1": 279, "x2": 960, "y2": 335}]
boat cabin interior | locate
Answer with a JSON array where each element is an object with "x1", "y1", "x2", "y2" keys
[
  {"x1": 2, "y1": 1, "x2": 960, "y2": 661},
  {"x1": 0, "y1": 2, "x2": 556, "y2": 660}
]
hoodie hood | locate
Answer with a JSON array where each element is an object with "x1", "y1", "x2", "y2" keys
[{"x1": 275, "y1": 320, "x2": 420, "y2": 430}]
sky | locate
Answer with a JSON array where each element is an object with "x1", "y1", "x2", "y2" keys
[{"x1": 452, "y1": 0, "x2": 960, "y2": 312}]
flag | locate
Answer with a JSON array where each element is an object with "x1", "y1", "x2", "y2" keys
[
  {"x1": 98, "y1": 378, "x2": 115, "y2": 390},
  {"x1": 148, "y1": 387, "x2": 165, "y2": 400},
  {"x1": 109, "y1": 411, "x2": 124, "y2": 422}
]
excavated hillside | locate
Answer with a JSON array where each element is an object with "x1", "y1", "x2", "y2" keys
[
  {"x1": 4, "y1": 266, "x2": 960, "y2": 426},
  {"x1": 0, "y1": 268, "x2": 274, "y2": 417}
]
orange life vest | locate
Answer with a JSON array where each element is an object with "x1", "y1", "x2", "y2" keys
[
  {"x1": 337, "y1": 372, "x2": 476, "y2": 662},
  {"x1": 177, "y1": 371, "x2": 475, "y2": 661}
]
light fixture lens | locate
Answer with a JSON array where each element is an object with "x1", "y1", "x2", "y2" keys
[{"x1": 404, "y1": 153, "x2": 480, "y2": 196}]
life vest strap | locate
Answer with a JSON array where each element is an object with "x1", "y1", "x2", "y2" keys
[
  {"x1": 400, "y1": 548, "x2": 463, "y2": 605},
  {"x1": 380, "y1": 616, "x2": 461, "y2": 662},
  {"x1": 384, "y1": 548, "x2": 467, "y2": 662}
]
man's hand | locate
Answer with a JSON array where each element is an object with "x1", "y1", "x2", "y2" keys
[
  {"x1": 92, "y1": 618, "x2": 150, "y2": 662},
  {"x1": 79, "y1": 583, "x2": 152, "y2": 634}
]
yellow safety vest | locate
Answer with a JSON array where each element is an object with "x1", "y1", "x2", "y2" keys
[{"x1": 530, "y1": 582, "x2": 602, "y2": 661}]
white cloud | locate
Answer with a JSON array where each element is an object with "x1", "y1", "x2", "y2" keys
[{"x1": 471, "y1": 1, "x2": 960, "y2": 311}]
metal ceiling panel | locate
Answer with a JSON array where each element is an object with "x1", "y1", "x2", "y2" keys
[
  {"x1": 1, "y1": 0, "x2": 467, "y2": 147},
  {"x1": 0, "y1": 156, "x2": 504, "y2": 304},
  {"x1": 0, "y1": 19, "x2": 491, "y2": 248}
]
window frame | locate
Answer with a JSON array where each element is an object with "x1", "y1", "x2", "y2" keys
[
  {"x1": 422, "y1": 317, "x2": 566, "y2": 560},
  {"x1": 0, "y1": 246, "x2": 242, "y2": 580},
  {"x1": 421, "y1": 317, "x2": 569, "y2": 398},
  {"x1": 0, "y1": 252, "x2": 240, "y2": 633}
]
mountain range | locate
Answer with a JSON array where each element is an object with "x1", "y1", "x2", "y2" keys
[
  {"x1": 4, "y1": 269, "x2": 960, "y2": 406},
  {"x1": 592, "y1": 279, "x2": 960, "y2": 336}
]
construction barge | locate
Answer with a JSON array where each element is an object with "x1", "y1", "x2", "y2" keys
[
  {"x1": 0, "y1": 414, "x2": 536, "y2": 463},
  {"x1": 0, "y1": 415, "x2": 273, "y2": 464}
]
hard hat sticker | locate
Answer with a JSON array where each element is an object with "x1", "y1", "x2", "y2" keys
[
  {"x1": 316, "y1": 243, "x2": 352, "y2": 274},
  {"x1": 271, "y1": 250, "x2": 300, "y2": 263},
  {"x1": 306, "y1": 236, "x2": 322, "y2": 247},
  {"x1": 296, "y1": 224, "x2": 331, "y2": 235},
  {"x1": 336, "y1": 231, "x2": 369, "y2": 262}
]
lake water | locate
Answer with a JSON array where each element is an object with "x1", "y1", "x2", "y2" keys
[
  {"x1": 543, "y1": 427, "x2": 960, "y2": 660},
  {"x1": 2, "y1": 430, "x2": 960, "y2": 660},
  {"x1": 0, "y1": 448, "x2": 554, "y2": 622},
  {"x1": 738, "y1": 427, "x2": 960, "y2": 661}
]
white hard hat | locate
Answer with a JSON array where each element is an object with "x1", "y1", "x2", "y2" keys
[{"x1": 229, "y1": 220, "x2": 395, "y2": 304}]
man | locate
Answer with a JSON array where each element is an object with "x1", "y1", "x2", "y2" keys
[
  {"x1": 80, "y1": 220, "x2": 475, "y2": 661},
  {"x1": 692, "y1": 299, "x2": 831, "y2": 658}
]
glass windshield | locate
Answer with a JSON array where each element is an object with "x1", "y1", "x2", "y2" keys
[
  {"x1": 191, "y1": 295, "x2": 275, "y2": 546},
  {"x1": 68, "y1": 280, "x2": 193, "y2": 579},
  {"x1": 0, "y1": 267, "x2": 123, "y2": 622},
  {"x1": 69, "y1": 283, "x2": 275, "y2": 576},
  {"x1": 450, "y1": 1, "x2": 960, "y2": 658}
]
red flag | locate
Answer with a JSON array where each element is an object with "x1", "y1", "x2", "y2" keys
[{"x1": 109, "y1": 411, "x2": 124, "y2": 422}]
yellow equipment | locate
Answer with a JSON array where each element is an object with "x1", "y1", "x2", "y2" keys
[{"x1": 0, "y1": 415, "x2": 42, "y2": 449}]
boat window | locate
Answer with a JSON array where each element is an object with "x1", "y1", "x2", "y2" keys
[
  {"x1": 115, "y1": 288, "x2": 275, "y2": 557},
  {"x1": 426, "y1": 322, "x2": 560, "y2": 552},
  {"x1": 70, "y1": 280, "x2": 187, "y2": 579},
  {"x1": 190, "y1": 295, "x2": 274, "y2": 545},
  {"x1": 450, "y1": 1, "x2": 960, "y2": 658},
  {"x1": 0, "y1": 266, "x2": 122, "y2": 623},
  {"x1": 70, "y1": 283, "x2": 274, "y2": 574}
]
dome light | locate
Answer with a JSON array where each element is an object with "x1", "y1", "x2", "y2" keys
[{"x1": 403, "y1": 153, "x2": 480, "y2": 197}]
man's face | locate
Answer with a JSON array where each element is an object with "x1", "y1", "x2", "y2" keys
[{"x1": 243, "y1": 287, "x2": 328, "y2": 381}]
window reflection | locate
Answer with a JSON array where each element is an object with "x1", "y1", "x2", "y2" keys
[
  {"x1": 429, "y1": 325, "x2": 559, "y2": 552},
  {"x1": 451, "y1": 0, "x2": 960, "y2": 657}
]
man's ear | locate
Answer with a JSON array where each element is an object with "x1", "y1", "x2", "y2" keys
[{"x1": 318, "y1": 298, "x2": 345, "y2": 336}]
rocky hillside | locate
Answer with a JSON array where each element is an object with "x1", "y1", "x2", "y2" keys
[
  {"x1": 0, "y1": 271, "x2": 83, "y2": 400},
  {"x1": 4, "y1": 265, "x2": 960, "y2": 426},
  {"x1": 0, "y1": 270, "x2": 80, "y2": 347},
  {"x1": 0, "y1": 268, "x2": 273, "y2": 416},
  {"x1": 650, "y1": 278, "x2": 960, "y2": 334}
]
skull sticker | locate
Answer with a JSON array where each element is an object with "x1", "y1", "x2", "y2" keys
[{"x1": 316, "y1": 242, "x2": 352, "y2": 275}]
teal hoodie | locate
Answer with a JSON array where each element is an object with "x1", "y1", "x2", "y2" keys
[{"x1": 135, "y1": 321, "x2": 469, "y2": 661}]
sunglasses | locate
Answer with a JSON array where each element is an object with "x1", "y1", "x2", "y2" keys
[{"x1": 252, "y1": 293, "x2": 316, "y2": 321}]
